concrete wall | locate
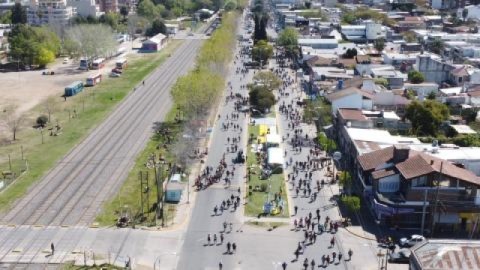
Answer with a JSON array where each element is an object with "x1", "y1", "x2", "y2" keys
[
  {"x1": 332, "y1": 94, "x2": 363, "y2": 114},
  {"x1": 416, "y1": 55, "x2": 455, "y2": 84}
]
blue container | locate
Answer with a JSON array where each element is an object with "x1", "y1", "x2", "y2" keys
[{"x1": 65, "y1": 81, "x2": 84, "y2": 97}]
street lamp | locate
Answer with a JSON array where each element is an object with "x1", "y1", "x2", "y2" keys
[
  {"x1": 183, "y1": 173, "x2": 189, "y2": 204},
  {"x1": 153, "y1": 252, "x2": 177, "y2": 270},
  {"x1": 154, "y1": 158, "x2": 167, "y2": 226}
]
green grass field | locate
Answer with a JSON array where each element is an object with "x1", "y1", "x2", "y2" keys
[
  {"x1": 244, "y1": 123, "x2": 289, "y2": 218},
  {"x1": 95, "y1": 108, "x2": 183, "y2": 226},
  {"x1": 0, "y1": 40, "x2": 182, "y2": 212}
]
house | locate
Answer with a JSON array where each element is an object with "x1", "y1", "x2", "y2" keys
[
  {"x1": 298, "y1": 38, "x2": 338, "y2": 49},
  {"x1": 326, "y1": 87, "x2": 374, "y2": 115},
  {"x1": 395, "y1": 17, "x2": 426, "y2": 32},
  {"x1": 411, "y1": 240, "x2": 480, "y2": 269},
  {"x1": 141, "y1": 33, "x2": 167, "y2": 52},
  {"x1": 67, "y1": 0, "x2": 100, "y2": 17},
  {"x1": 431, "y1": 0, "x2": 466, "y2": 10},
  {"x1": 416, "y1": 55, "x2": 455, "y2": 84},
  {"x1": 336, "y1": 108, "x2": 407, "y2": 130},
  {"x1": 340, "y1": 21, "x2": 385, "y2": 42},
  {"x1": 165, "y1": 24, "x2": 179, "y2": 35},
  {"x1": 404, "y1": 82, "x2": 439, "y2": 97},
  {"x1": 356, "y1": 145, "x2": 480, "y2": 231}
]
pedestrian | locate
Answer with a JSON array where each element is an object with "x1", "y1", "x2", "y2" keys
[
  {"x1": 219, "y1": 261, "x2": 223, "y2": 270},
  {"x1": 207, "y1": 234, "x2": 211, "y2": 245},
  {"x1": 303, "y1": 258, "x2": 308, "y2": 270},
  {"x1": 348, "y1": 249, "x2": 353, "y2": 260},
  {"x1": 332, "y1": 252, "x2": 336, "y2": 262},
  {"x1": 282, "y1": 262, "x2": 287, "y2": 270},
  {"x1": 310, "y1": 259, "x2": 315, "y2": 270},
  {"x1": 214, "y1": 234, "x2": 217, "y2": 244},
  {"x1": 294, "y1": 205, "x2": 298, "y2": 215},
  {"x1": 330, "y1": 236, "x2": 335, "y2": 248},
  {"x1": 232, "y1": 242, "x2": 237, "y2": 253},
  {"x1": 50, "y1": 242, "x2": 55, "y2": 255},
  {"x1": 294, "y1": 249, "x2": 300, "y2": 261},
  {"x1": 220, "y1": 233, "x2": 224, "y2": 244},
  {"x1": 338, "y1": 252, "x2": 343, "y2": 262},
  {"x1": 227, "y1": 242, "x2": 231, "y2": 253}
]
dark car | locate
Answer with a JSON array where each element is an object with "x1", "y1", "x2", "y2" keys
[
  {"x1": 388, "y1": 249, "x2": 411, "y2": 264},
  {"x1": 112, "y1": 68, "x2": 123, "y2": 74}
]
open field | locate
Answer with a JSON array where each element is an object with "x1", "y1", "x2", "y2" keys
[
  {"x1": 0, "y1": 39, "x2": 139, "y2": 121},
  {"x1": 0, "y1": 40, "x2": 181, "y2": 212}
]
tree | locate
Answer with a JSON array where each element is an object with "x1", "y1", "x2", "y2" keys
[
  {"x1": 427, "y1": 91, "x2": 436, "y2": 100},
  {"x1": 277, "y1": 27, "x2": 298, "y2": 59},
  {"x1": 405, "y1": 100, "x2": 449, "y2": 136},
  {"x1": 120, "y1": 6, "x2": 129, "y2": 21},
  {"x1": 402, "y1": 31, "x2": 417, "y2": 43},
  {"x1": 0, "y1": 10, "x2": 12, "y2": 24},
  {"x1": 339, "y1": 171, "x2": 352, "y2": 195},
  {"x1": 251, "y1": 40, "x2": 273, "y2": 66},
  {"x1": 252, "y1": 71, "x2": 281, "y2": 91},
  {"x1": 36, "y1": 47, "x2": 55, "y2": 67},
  {"x1": 343, "y1": 48, "x2": 357, "y2": 59},
  {"x1": 374, "y1": 38, "x2": 385, "y2": 52},
  {"x1": 316, "y1": 133, "x2": 337, "y2": 153},
  {"x1": 408, "y1": 70, "x2": 425, "y2": 84},
  {"x1": 127, "y1": 14, "x2": 149, "y2": 36},
  {"x1": 137, "y1": 0, "x2": 161, "y2": 20},
  {"x1": 44, "y1": 97, "x2": 57, "y2": 122},
  {"x1": 253, "y1": 12, "x2": 268, "y2": 42},
  {"x1": 249, "y1": 86, "x2": 275, "y2": 113},
  {"x1": 429, "y1": 39, "x2": 444, "y2": 54},
  {"x1": 8, "y1": 25, "x2": 60, "y2": 66},
  {"x1": 5, "y1": 106, "x2": 23, "y2": 141},
  {"x1": 146, "y1": 19, "x2": 167, "y2": 37},
  {"x1": 36, "y1": 115, "x2": 48, "y2": 128},
  {"x1": 65, "y1": 24, "x2": 117, "y2": 63},
  {"x1": 341, "y1": 195, "x2": 360, "y2": 213},
  {"x1": 224, "y1": 0, "x2": 236, "y2": 10},
  {"x1": 11, "y1": 3, "x2": 26, "y2": 24}
]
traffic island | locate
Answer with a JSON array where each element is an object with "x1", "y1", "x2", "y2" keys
[{"x1": 244, "y1": 119, "x2": 289, "y2": 218}]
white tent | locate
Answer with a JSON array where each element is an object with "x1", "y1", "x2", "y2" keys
[
  {"x1": 267, "y1": 147, "x2": 284, "y2": 167},
  {"x1": 266, "y1": 133, "x2": 281, "y2": 147}
]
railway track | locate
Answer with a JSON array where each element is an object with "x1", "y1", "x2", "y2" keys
[{"x1": 1, "y1": 38, "x2": 203, "y2": 226}]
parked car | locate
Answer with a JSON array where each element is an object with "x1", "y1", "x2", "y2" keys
[
  {"x1": 63, "y1": 58, "x2": 69, "y2": 64},
  {"x1": 399, "y1": 235, "x2": 425, "y2": 247},
  {"x1": 109, "y1": 72, "x2": 121, "y2": 78},
  {"x1": 42, "y1": 70, "x2": 55, "y2": 75},
  {"x1": 112, "y1": 68, "x2": 123, "y2": 74},
  {"x1": 388, "y1": 249, "x2": 411, "y2": 264}
]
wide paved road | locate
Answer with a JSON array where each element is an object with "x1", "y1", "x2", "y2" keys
[{"x1": 1, "y1": 38, "x2": 203, "y2": 227}]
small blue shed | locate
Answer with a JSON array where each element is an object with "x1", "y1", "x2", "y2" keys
[{"x1": 165, "y1": 174, "x2": 184, "y2": 203}]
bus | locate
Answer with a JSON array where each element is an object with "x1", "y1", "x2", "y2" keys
[
  {"x1": 115, "y1": 58, "x2": 127, "y2": 69},
  {"x1": 79, "y1": 58, "x2": 90, "y2": 70},
  {"x1": 85, "y1": 73, "x2": 102, "y2": 86},
  {"x1": 64, "y1": 81, "x2": 84, "y2": 97},
  {"x1": 91, "y1": 58, "x2": 105, "y2": 70}
]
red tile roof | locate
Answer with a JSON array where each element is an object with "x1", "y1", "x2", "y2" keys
[
  {"x1": 396, "y1": 154, "x2": 434, "y2": 179},
  {"x1": 358, "y1": 146, "x2": 480, "y2": 185},
  {"x1": 338, "y1": 108, "x2": 368, "y2": 121},
  {"x1": 357, "y1": 147, "x2": 395, "y2": 171},
  {"x1": 371, "y1": 169, "x2": 396, "y2": 179}
]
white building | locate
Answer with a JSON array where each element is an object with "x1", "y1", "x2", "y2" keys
[
  {"x1": 340, "y1": 21, "x2": 385, "y2": 42},
  {"x1": 457, "y1": 5, "x2": 480, "y2": 20},
  {"x1": 326, "y1": 87, "x2": 374, "y2": 115},
  {"x1": 67, "y1": 0, "x2": 100, "y2": 17},
  {"x1": 27, "y1": 0, "x2": 75, "y2": 25}
]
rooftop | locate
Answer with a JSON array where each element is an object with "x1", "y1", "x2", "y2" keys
[{"x1": 411, "y1": 239, "x2": 480, "y2": 270}]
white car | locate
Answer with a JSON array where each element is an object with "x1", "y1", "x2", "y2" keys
[{"x1": 399, "y1": 235, "x2": 425, "y2": 247}]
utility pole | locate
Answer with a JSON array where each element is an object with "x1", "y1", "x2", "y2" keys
[
  {"x1": 430, "y1": 161, "x2": 443, "y2": 237},
  {"x1": 420, "y1": 189, "x2": 428, "y2": 235}
]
